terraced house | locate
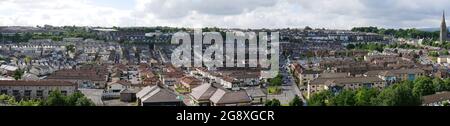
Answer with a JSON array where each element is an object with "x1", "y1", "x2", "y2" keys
[
  {"x1": 0, "y1": 80, "x2": 78, "y2": 100},
  {"x1": 307, "y1": 76, "x2": 386, "y2": 98}
]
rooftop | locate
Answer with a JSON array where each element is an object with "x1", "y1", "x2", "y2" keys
[
  {"x1": 422, "y1": 91, "x2": 450, "y2": 104},
  {"x1": 209, "y1": 88, "x2": 252, "y2": 104},
  {"x1": 0, "y1": 80, "x2": 77, "y2": 86}
]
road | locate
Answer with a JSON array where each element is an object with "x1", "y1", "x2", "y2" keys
[
  {"x1": 267, "y1": 55, "x2": 306, "y2": 105},
  {"x1": 79, "y1": 89, "x2": 104, "y2": 106}
]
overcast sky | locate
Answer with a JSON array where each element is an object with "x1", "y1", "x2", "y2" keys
[{"x1": 0, "y1": 0, "x2": 449, "y2": 29}]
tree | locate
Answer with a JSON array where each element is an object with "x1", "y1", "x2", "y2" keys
[
  {"x1": 355, "y1": 87, "x2": 379, "y2": 106},
  {"x1": 17, "y1": 100, "x2": 41, "y2": 106},
  {"x1": 44, "y1": 90, "x2": 68, "y2": 106},
  {"x1": 66, "y1": 91, "x2": 85, "y2": 105},
  {"x1": 428, "y1": 51, "x2": 439, "y2": 57},
  {"x1": 346, "y1": 44, "x2": 356, "y2": 50},
  {"x1": 329, "y1": 90, "x2": 356, "y2": 106},
  {"x1": 265, "y1": 99, "x2": 281, "y2": 106},
  {"x1": 66, "y1": 45, "x2": 76, "y2": 53},
  {"x1": 374, "y1": 81, "x2": 421, "y2": 106},
  {"x1": 289, "y1": 95, "x2": 303, "y2": 106},
  {"x1": 13, "y1": 69, "x2": 24, "y2": 80},
  {"x1": 413, "y1": 77, "x2": 435, "y2": 96},
  {"x1": 307, "y1": 90, "x2": 333, "y2": 106},
  {"x1": 432, "y1": 78, "x2": 445, "y2": 92},
  {"x1": 304, "y1": 26, "x2": 313, "y2": 31},
  {"x1": 443, "y1": 101, "x2": 450, "y2": 106},
  {"x1": 24, "y1": 56, "x2": 32, "y2": 64},
  {"x1": 75, "y1": 97, "x2": 95, "y2": 106},
  {"x1": 442, "y1": 78, "x2": 450, "y2": 91},
  {"x1": 268, "y1": 74, "x2": 283, "y2": 86}
]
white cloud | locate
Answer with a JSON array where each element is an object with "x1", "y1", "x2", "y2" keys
[
  {"x1": 0, "y1": 0, "x2": 132, "y2": 26},
  {"x1": 1, "y1": 0, "x2": 450, "y2": 29}
]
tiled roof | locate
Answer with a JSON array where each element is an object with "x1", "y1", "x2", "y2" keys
[
  {"x1": 137, "y1": 86, "x2": 182, "y2": 103},
  {"x1": 210, "y1": 89, "x2": 251, "y2": 104},
  {"x1": 190, "y1": 84, "x2": 217, "y2": 101},
  {"x1": 0, "y1": 80, "x2": 76, "y2": 86},
  {"x1": 422, "y1": 92, "x2": 450, "y2": 104}
]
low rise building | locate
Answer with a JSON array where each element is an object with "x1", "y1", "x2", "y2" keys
[
  {"x1": 46, "y1": 69, "x2": 107, "y2": 89},
  {"x1": 0, "y1": 80, "x2": 77, "y2": 100},
  {"x1": 189, "y1": 83, "x2": 252, "y2": 106},
  {"x1": 136, "y1": 85, "x2": 184, "y2": 106},
  {"x1": 308, "y1": 76, "x2": 386, "y2": 98},
  {"x1": 178, "y1": 76, "x2": 202, "y2": 92},
  {"x1": 373, "y1": 68, "x2": 425, "y2": 84},
  {"x1": 422, "y1": 91, "x2": 450, "y2": 106},
  {"x1": 437, "y1": 55, "x2": 450, "y2": 64}
]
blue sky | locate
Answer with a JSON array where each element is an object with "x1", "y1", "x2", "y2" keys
[{"x1": 0, "y1": 0, "x2": 449, "y2": 29}]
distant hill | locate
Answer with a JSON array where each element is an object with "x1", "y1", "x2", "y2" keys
[{"x1": 418, "y1": 27, "x2": 450, "y2": 32}]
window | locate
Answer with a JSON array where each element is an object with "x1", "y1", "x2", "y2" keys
[
  {"x1": 24, "y1": 90, "x2": 31, "y2": 97},
  {"x1": 0, "y1": 90, "x2": 7, "y2": 95},
  {"x1": 12, "y1": 90, "x2": 20, "y2": 97},
  {"x1": 36, "y1": 90, "x2": 43, "y2": 98},
  {"x1": 61, "y1": 91, "x2": 67, "y2": 96}
]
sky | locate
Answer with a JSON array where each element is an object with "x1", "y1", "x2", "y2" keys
[{"x1": 0, "y1": 0, "x2": 449, "y2": 29}]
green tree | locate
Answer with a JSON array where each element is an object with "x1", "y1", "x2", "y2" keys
[
  {"x1": 75, "y1": 97, "x2": 95, "y2": 106},
  {"x1": 307, "y1": 90, "x2": 333, "y2": 106},
  {"x1": 66, "y1": 45, "x2": 76, "y2": 53},
  {"x1": 346, "y1": 44, "x2": 356, "y2": 50},
  {"x1": 413, "y1": 77, "x2": 435, "y2": 96},
  {"x1": 44, "y1": 90, "x2": 68, "y2": 106},
  {"x1": 13, "y1": 69, "x2": 24, "y2": 80},
  {"x1": 443, "y1": 78, "x2": 450, "y2": 91},
  {"x1": 428, "y1": 51, "x2": 439, "y2": 57},
  {"x1": 17, "y1": 100, "x2": 41, "y2": 106},
  {"x1": 443, "y1": 101, "x2": 450, "y2": 106},
  {"x1": 329, "y1": 90, "x2": 356, "y2": 106},
  {"x1": 374, "y1": 81, "x2": 420, "y2": 106},
  {"x1": 265, "y1": 99, "x2": 281, "y2": 106},
  {"x1": 432, "y1": 78, "x2": 445, "y2": 92},
  {"x1": 24, "y1": 56, "x2": 32, "y2": 64},
  {"x1": 66, "y1": 91, "x2": 84, "y2": 105},
  {"x1": 289, "y1": 95, "x2": 303, "y2": 106},
  {"x1": 355, "y1": 87, "x2": 379, "y2": 106},
  {"x1": 268, "y1": 74, "x2": 283, "y2": 86}
]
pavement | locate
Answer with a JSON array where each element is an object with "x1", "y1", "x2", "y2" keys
[
  {"x1": 79, "y1": 89, "x2": 104, "y2": 106},
  {"x1": 266, "y1": 56, "x2": 306, "y2": 105}
]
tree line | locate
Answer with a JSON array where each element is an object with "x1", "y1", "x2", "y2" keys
[
  {"x1": 0, "y1": 90, "x2": 95, "y2": 106},
  {"x1": 351, "y1": 27, "x2": 440, "y2": 39},
  {"x1": 307, "y1": 76, "x2": 450, "y2": 106}
]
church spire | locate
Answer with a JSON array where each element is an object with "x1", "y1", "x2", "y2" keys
[
  {"x1": 441, "y1": 10, "x2": 448, "y2": 43},
  {"x1": 443, "y1": 10, "x2": 446, "y2": 25}
]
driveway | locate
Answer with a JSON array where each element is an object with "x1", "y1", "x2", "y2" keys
[{"x1": 79, "y1": 89, "x2": 104, "y2": 106}]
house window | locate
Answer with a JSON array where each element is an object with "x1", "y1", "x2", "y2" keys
[
  {"x1": 0, "y1": 90, "x2": 7, "y2": 95},
  {"x1": 36, "y1": 90, "x2": 43, "y2": 98},
  {"x1": 12, "y1": 90, "x2": 20, "y2": 97},
  {"x1": 24, "y1": 90, "x2": 32, "y2": 97},
  {"x1": 61, "y1": 91, "x2": 67, "y2": 96}
]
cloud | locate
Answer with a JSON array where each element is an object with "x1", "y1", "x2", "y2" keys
[
  {"x1": 1, "y1": 0, "x2": 450, "y2": 29},
  {"x1": 135, "y1": 0, "x2": 278, "y2": 19},
  {"x1": 0, "y1": 0, "x2": 132, "y2": 26}
]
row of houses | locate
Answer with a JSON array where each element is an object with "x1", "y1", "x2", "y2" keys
[
  {"x1": 188, "y1": 83, "x2": 252, "y2": 106},
  {"x1": 291, "y1": 62, "x2": 427, "y2": 98},
  {"x1": 0, "y1": 80, "x2": 78, "y2": 100}
]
